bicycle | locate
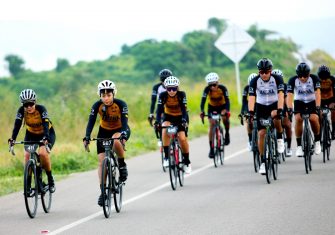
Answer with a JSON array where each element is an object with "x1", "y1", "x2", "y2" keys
[
  {"x1": 87, "y1": 137, "x2": 124, "y2": 218},
  {"x1": 243, "y1": 113, "x2": 260, "y2": 173},
  {"x1": 203, "y1": 111, "x2": 225, "y2": 167},
  {"x1": 9, "y1": 140, "x2": 52, "y2": 218},
  {"x1": 301, "y1": 111, "x2": 315, "y2": 174},
  {"x1": 163, "y1": 125, "x2": 184, "y2": 190},
  {"x1": 259, "y1": 117, "x2": 279, "y2": 184},
  {"x1": 320, "y1": 107, "x2": 333, "y2": 163}
]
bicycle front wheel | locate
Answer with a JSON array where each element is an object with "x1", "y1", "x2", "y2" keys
[
  {"x1": 24, "y1": 160, "x2": 38, "y2": 218},
  {"x1": 113, "y1": 165, "x2": 123, "y2": 213},
  {"x1": 169, "y1": 143, "x2": 178, "y2": 190},
  {"x1": 41, "y1": 169, "x2": 52, "y2": 213},
  {"x1": 322, "y1": 119, "x2": 328, "y2": 163},
  {"x1": 101, "y1": 158, "x2": 112, "y2": 218},
  {"x1": 219, "y1": 127, "x2": 225, "y2": 165},
  {"x1": 265, "y1": 135, "x2": 273, "y2": 184},
  {"x1": 253, "y1": 150, "x2": 260, "y2": 173}
]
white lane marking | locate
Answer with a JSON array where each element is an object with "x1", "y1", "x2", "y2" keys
[{"x1": 49, "y1": 148, "x2": 248, "y2": 234}]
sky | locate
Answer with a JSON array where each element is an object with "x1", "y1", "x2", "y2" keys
[{"x1": 0, "y1": 0, "x2": 335, "y2": 76}]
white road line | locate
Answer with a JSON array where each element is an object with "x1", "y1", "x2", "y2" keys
[{"x1": 49, "y1": 148, "x2": 248, "y2": 234}]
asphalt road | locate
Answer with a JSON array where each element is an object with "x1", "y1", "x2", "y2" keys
[{"x1": 1, "y1": 126, "x2": 335, "y2": 235}]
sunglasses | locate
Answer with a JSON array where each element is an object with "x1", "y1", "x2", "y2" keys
[
  {"x1": 166, "y1": 87, "x2": 178, "y2": 92},
  {"x1": 259, "y1": 70, "x2": 271, "y2": 75},
  {"x1": 23, "y1": 102, "x2": 35, "y2": 108},
  {"x1": 209, "y1": 83, "x2": 217, "y2": 88}
]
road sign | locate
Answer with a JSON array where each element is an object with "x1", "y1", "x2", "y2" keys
[
  {"x1": 215, "y1": 24, "x2": 255, "y2": 63},
  {"x1": 214, "y1": 24, "x2": 255, "y2": 104}
]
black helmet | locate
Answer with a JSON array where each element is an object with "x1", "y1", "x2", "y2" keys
[
  {"x1": 159, "y1": 69, "x2": 172, "y2": 82},
  {"x1": 296, "y1": 62, "x2": 310, "y2": 77},
  {"x1": 317, "y1": 65, "x2": 330, "y2": 78},
  {"x1": 257, "y1": 58, "x2": 273, "y2": 70}
]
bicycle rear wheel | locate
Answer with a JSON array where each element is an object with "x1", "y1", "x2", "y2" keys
[
  {"x1": 160, "y1": 145, "x2": 166, "y2": 172},
  {"x1": 24, "y1": 159, "x2": 38, "y2": 218},
  {"x1": 272, "y1": 138, "x2": 278, "y2": 180},
  {"x1": 265, "y1": 135, "x2": 273, "y2": 184},
  {"x1": 168, "y1": 143, "x2": 178, "y2": 190},
  {"x1": 41, "y1": 169, "x2": 52, "y2": 213},
  {"x1": 177, "y1": 145, "x2": 184, "y2": 187},
  {"x1": 101, "y1": 158, "x2": 112, "y2": 218},
  {"x1": 253, "y1": 150, "x2": 260, "y2": 173},
  {"x1": 322, "y1": 118, "x2": 328, "y2": 163},
  {"x1": 219, "y1": 127, "x2": 225, "y2": 165},
  {"x1": 113, "y1": 164, "x2": 123, "y2": 213},
  {"x1": 212, "y1": 127, "x2": 219, "y2": 167}
]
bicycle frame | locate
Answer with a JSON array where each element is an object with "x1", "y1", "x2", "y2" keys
[
  {"x1": 259, "y1": 117, "x2": 278, "y2": 184},
  {"x1": 301, "y1": 113, "x2": 314, "y2": 174},
  {"x1": 320, "y1": 107, "x2": 332, "y2": 163}
]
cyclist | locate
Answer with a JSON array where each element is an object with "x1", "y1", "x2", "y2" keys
[
  {"x1": 154, "y1": 76, "x2": 191, "y2": 173},
  {"x1": 83, "y1": 80, "x2": 130, "y2": 207},
  {"x1": 317, "y1": 65, "x2": 335, "y2": 140},
  {"x1": 200, "y1": 72, "x2": 231, "y2": 158},
  {"x1": 272, "y1": 69, "x2": 293, "y2": 157},
  {"x1": 239, "y1": 72, "x2": 258, "y2": 151},
  {"x1": 8, "y1": 89, "x2": 56, "y2": 193},
  {"x1": 148, "y1": 69, "x2": 173, "y2": 126},
  {"x1": 287, "y1": 62, "x2": 321, "y2": 157},
  {"x1": 248, "y1": 58, "x2": 285, "y2": 175}
]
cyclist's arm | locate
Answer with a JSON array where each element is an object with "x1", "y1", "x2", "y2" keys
[
  {"x1": 156, "y1": 93, "x2": 165, "y2": 123},
  {"x1": 248, "y1": 78, "x2": 257, "y2": 112},
  {"x1": 312, "y1": 74, "x2": 321, "y2": 107},
  {"x1": 241, "y1": 86, "x2": 248, "y2": 114},
  {"x1": 11, "y1": 107, "x2": 24, "y2": 140},
  {"x1": 118, "y1": 99, "x2": 130, "y2": 139},
  {"x1": 286, "y1": 76, "x2": 295, "y2": 109},
  {"x1": 200, "y1": 87, "x2": 209, "y2": 112},
  {"x1": 275, "y1": 75, "x2": 285, "y2": 110},
  {"x1": 85, "y1": 101, "x2": 99, "y2": 138},
  {"x1": 149, "y1": 84, "x2": 159, "y2": 114},
  {"x1": 180, "y1": 91, "x2": 188, "y2": 120},
  {"x1": 37, "y1": 105, "x2": 51, "y2": 140},
  {"x1": 222, "y1": 85, "x2": 230, "y2": 111}
]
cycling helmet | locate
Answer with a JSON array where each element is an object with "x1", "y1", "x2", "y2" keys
[
  {"x1": 257, "y1": 58, "x2": 273, "y2": 70},
  {"x1": 296, "y1": 62, "x2": 310, "y2": 77},
  {"x1": 19, "y1": 89, "x2": 36, "y2": 104},
  {"x1": 97, "y1": 80, "x2": 117, "y2": 96},
  {"x1": 205, "y1": 72, "x2": 219, "y2": 84},
  {"x1": 272, "y1": 69, "x2": 283, "y2": 78},
  {"x1": 248, "y1": 73, "x2": 258, "y2": 85},
  {"x1": 159, "y1": 69, "x2": 173, "y2": 82},
  {"x1": 317, "y1": 65, "x2": 330, "y2": 78},
  {"x1": 164, "y1": 76, "x2": 180, "y2": 87}
]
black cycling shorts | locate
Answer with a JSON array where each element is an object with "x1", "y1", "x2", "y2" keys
[
  {"x1": 24, "y1": 127, "x2": 56, "y2": 150},
  {"x1": 294, "y1": 100, "x2": 316, "y2": 114},
  {"x1": 97, "y1": 126, "x2": 131, "y2": 154},
  {"x1": 163, "y1": 114, "x2": 187, "y2": 134},
  {"x1": 256, "y1": 102, "x2": 277, "y2": 130}
]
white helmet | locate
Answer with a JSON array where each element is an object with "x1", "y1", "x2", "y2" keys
[
  {"x1": 97, "y1": 80, "x2": 117, "y2": 96},
  {"x1": 19, "y1": 89, "x2": 36, "y2": 104},
  {"x1": 248, "y1": 73, "x2": 258, "y2": 85},
  {"x1": 272, "y1": 69, "x2": 283, "y2": 78},
  {"x1": 164, "y1": 76, "x2": 180, "y2": 87},
  {"x1": 205, "y1": 72, "x2": 219, "y2": 84}
]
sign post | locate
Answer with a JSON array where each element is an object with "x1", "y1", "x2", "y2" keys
[{"x1": 214, "y1": 24, "x2": 255, "y2": 104}]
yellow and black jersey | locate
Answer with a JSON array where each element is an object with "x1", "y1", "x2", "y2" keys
[
  {"x1": 85, "y1": 99, "x2": 130, "y2": 136},
  {"x1": 200, "y1": 84, "x2": 230, "y2": 112},
  {"x1": 156, "y1": 91, "x2": 187, "y2": 122},
  {"x1": 320, "y1": 76, "x2": 335, "y2": 100},
  {"x1": 11, "y1": 104, "x2": 53, "y2": 139}
]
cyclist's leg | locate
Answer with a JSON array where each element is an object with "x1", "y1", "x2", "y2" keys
[
  {"x1": 222, "y1": 114, "x2": 230, "y2": 145},
  {"x1": 112, "y1": 130, "x2": 129, "y2": 181},
  {"x1": 330, "y1": 102, "x2": 335, "y2": 139},
  {"x1": 271, "y1": 106, "x2": 284, "y2": 153},
  {"x1": 177, "y1": 130, "x2": 191, "y2": 173},
  {"x1": 247, "y1": 116, "x2": 253, "y2": 150},
  {"x1": 310, "y1": 113, "x2": 321, "y2": 154},
  {"x1": 283, "y1": 115, "x2": 292, "y2": 155},
  {"x1": 162, "y1": 120, "x2": 171, "y2": 162}
]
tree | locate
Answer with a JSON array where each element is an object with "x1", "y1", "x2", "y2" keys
[
  {"x1": 4, "y1": 54, "x2": 25, "y2": 77},
  {"x1": 307, "y1": 49, "x2": 335, "y2": 71},
  {"x1": 55, "y1": 58, "x2": 70, "y2": 72},
  {"x1": 207, "y1": 18, "x2": 227, "y2": 35}
]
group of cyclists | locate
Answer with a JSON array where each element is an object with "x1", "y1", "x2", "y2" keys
[
  {"x1": 7, "y1": 57, "x2": 335, "y2": 208},
  {"x1": 240, "y1": 58, "x2": 335, "y2": 174}
]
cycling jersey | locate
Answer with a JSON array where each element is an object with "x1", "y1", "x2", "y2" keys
[
  {"x1": 287, "y1": 74, "x2": 320, "y2": 103},
  {"x1": 150, "y1": 83, "x2": 166, "y2": 114},
  {"x1": 200, "y1": 84, "x2": 230, "y2": 112},
  {"x1": 156, "y1": 91, "x2": 187, "y2": 123},
  {"x1": 85, "y1": 99, "x2": 130, "y2": 138},
  {"x1": 320, "y1": 76, "x2": 335, "y2": 101},
  {"x1": 249, "y1": 74, "x2": 284, "y2": 105},
  {"x1": 12, "y1": 104, "x2": 53, "y2": 140}
]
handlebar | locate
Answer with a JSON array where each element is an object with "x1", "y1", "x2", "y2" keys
[
  {"x1": 9, "y1": 140, "x2": 51, "y2": 156},
  {"x1": 85, "y1": 137, "x2": 126, "y2": 152}
]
